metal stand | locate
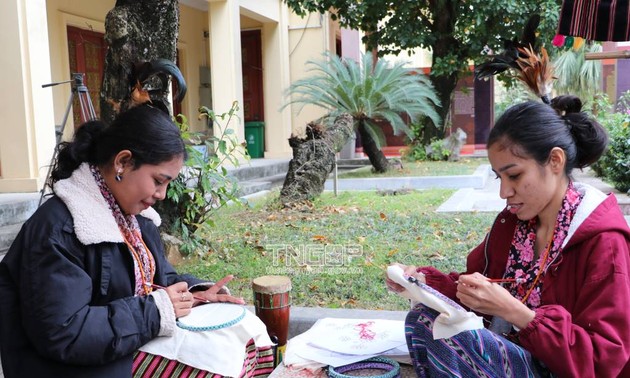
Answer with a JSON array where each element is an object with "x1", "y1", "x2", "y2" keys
[{"x1": 39, "y1": 73, "x2": 96, "y2": 206}]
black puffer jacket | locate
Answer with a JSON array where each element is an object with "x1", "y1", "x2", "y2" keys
[{"x1": 0, "y1": 164, "x2": 204, "y2": 378}]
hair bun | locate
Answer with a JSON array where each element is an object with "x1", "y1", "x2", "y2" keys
[{"x1": 551, "y1": 95, "x2": 582, "y2": 115}]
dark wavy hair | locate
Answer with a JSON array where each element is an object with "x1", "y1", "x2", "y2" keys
[
  {"x1": 49, "y1": 104, "x2": 186, "y2": 186},
  {"x1": 487, "y1": 95, "x2": 608, "y2": 176}
]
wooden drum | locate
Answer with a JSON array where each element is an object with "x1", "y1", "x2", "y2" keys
[{"x1": 252, "y1": 275, "x2": 291, "y2": 365}]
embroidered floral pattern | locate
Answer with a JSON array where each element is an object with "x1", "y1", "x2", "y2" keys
[
  {"x1": 90, "y1": 165, "x2": 155, "y2": 295},
  {"x1": 503, "y1": 182, "x2": 583, "y2": 309}
]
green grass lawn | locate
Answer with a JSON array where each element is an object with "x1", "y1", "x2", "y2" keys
[
  {"x1": 175, "y1": 189, "x2": 496, "y2": 311},
  {"x1": 338, "y1": 157, "x2": 488, "y2": 178}
]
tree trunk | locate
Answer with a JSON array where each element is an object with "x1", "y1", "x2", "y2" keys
[
  {"x1": 423, "y1": 0, "x2": 461, "y2": 144},
  {"x1": 424, "y1": 72, "x2": 459, "y2": 144},
  {"x1": 280, "y1": 114, "x2": 354, "y2": 206},
  {"x1": 100, "y1": 0, "x2": 179, "y2": 123},
  {"x1": 357, "y1": 121, "x2": 389, "y2": 173}
]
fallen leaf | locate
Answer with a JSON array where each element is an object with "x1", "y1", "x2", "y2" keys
[
  {"x1": 428, "y1": 252, "x2": 444, "y2": 260},
  {"x1": 312, "y1": 235, "x2": 329, "y2": 243},
  {"x1": 379, "y1": 212, "x2": 387, "y2": 220},
  {"x1": 387, "y1": 249, "x2": 399, "y2": 256}
]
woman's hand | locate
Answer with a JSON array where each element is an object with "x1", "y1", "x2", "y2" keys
[
  {"x1": 456, "y1": 272, "x2": 535, "y2": 329},
  {"x1": 192, "y1": 275, "x2": 245, "y2": 305},
  {"x1": 165, "y1": 281, "x2": 194, "y2": 318},
  {"x1": 386, "y1": 263, "x2": 425, "y2": 293}
]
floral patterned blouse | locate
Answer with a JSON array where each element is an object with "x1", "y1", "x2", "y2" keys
[{"x1": 503, "y1": 181, "x2": 583, "y2": 309}]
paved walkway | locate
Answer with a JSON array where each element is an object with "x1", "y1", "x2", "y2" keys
[{"x1": 437, "y1": 166, "x2": 630, "y2": 224}]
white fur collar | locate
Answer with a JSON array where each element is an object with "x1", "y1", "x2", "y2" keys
[
  {"x1": 562, "y1": 181, "x2": 607, "y2": 248},
  {"x1": 53, "y1": 163, "x2": 161, "y2": 245}
]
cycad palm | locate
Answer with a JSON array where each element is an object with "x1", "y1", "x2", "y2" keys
[
  {"x1": 286, "y1": 53, "x2": 440, "y2": 172},
  {"x1": 553, "y1": 43, "x2": 602, "y2": 101}
]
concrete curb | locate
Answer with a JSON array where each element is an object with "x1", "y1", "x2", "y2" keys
[{"x1": 324, "y1": 165, "x2": 491, "y2": 191}]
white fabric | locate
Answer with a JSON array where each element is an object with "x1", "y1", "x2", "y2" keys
[
  {"x1": 387, "y1": 265, "x2": 484, "y2": 339},
  {"x1": 139, "y1": 303, "x2": 273, "y2": 377},
  {"x1": 53, "y1": 163, "x2": 161, "y2": 245}
]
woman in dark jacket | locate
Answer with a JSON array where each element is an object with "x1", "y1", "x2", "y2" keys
[
  {"x1": 387, "y1": 97, "x2": 630, "y2": 377},
  {"x1": 0, "y1": 104, "x2": 244, "y2": 377}
]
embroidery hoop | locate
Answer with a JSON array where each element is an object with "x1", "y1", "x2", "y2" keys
[
  {"x1": 327, "y1": 356, "x2": 401, "y2": 378},
  {"x1": 414, "y1": 279, "x2": 466, "y2": 311},
  {"x1": 176, "y1": 303, "x2": 246, "y2": 332}
]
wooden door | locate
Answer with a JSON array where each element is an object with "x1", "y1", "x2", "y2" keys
[
  {"x1": 67, "y1": 26, "x2": 106, "y2": 128},
  {"x1": 241, "y1": 30, "x2": 264, "y2": 122}
]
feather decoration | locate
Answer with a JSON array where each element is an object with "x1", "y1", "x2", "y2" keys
[
  {"x1": 128, "y1": 58, "x2": 187, "y2": 109},
  {"x1": 474, "y1": 14, "x2": 554, "y2": 104},
  {"x1": 474, "y1": 14, "x2": 541, "y2": 80},
  {"x1": 514, "y1": 45, "x2": 554, "y2": 104}
]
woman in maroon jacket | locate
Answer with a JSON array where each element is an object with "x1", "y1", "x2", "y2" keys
[{"x1": 388, "y1": 96, "x2": 630, "y2": 377}]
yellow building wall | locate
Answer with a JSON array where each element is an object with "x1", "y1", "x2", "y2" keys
[
  {"x1": 287, "y1": 11, "x2": 333, "y2": 137},
  {"x1": 45, "y1": 0, "x2": 113, "y2": 138},
  {"x1": 178, "y1": 5, "x2": 208, "y2": 131},
  {"x1": 0, "y1": 0, "x2": 341, "y2": 192},
  {"x1": 45, "y1": 1, "x2": 208, "y2": 133},
  {"x1": 44, "y1": 1, "x2": 337, "y2": 146},
  {"x1": 0, "y1": 0, "x2": 56, "y2": 192}
]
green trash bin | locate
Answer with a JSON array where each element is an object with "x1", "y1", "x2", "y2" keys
[{"x1": 245, "y1": 121, "x2": 265, "y2": 158}]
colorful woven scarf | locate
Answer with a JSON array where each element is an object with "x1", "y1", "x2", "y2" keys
[
  {"x1": 503, "y1": 182, "x2": 583, "y2": 309},
  {"x1": 90, "y1": 165, "x2": 155, "y2": 295}
]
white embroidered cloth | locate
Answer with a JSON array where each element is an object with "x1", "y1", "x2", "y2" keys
[
  {"x1": 387, "y1": 265, "x2": 484, "y2": 339},
  {"x1": 139, "y1": 303, "x2": 273, "y2": 377}
]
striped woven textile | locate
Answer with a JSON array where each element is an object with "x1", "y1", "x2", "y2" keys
[
  {"x1": 405, "y1": 304, "x2": 551, "y2": 378},
  {"x1": 558, "y1": 0, "x2": 630, "y2": 41},
  {"x1": 132, "y1": 339, "x2": 275, "y2": 378}
]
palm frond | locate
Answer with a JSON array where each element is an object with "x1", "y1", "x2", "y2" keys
[
  {"x1": 553, "y1": 49, "x2": 580, "y2": 93},
  {"x1": 579, "y1": 44, "x2": 602, "y2": 97},
  {"x1": 284, "y1": 52, "x2": 440, "y2": 140},
  {"x1": 553, "y1": 43, "x2": 602, "y2": 99}
]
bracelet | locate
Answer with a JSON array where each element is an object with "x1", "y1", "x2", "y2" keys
[
  {"x1": 176, "y1": 307, "x2": 246, "y2": 332},
  {"x1": 327, "y1": 356, "x2": 400, "y2": 378}
]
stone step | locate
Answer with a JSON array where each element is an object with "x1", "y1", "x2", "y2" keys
[
  {"x1": 228, "y1": 159, "x2": 290, "y2": 182},
  {"x1": 237, "y1": 173, "x2": 286, "y2": 197},
  {"x1": 0, "y1": 223, "x2": 22, "y2": 257},
  {"x1": 238, "y1": 181, "x2": 273, "y2": 197},
  {"x1": 0, "y1": 193, "x2": 39, "y2": 227}
]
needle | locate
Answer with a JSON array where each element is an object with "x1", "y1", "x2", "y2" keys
[
  {"x1": 454, "y1": 277, "x2": 527, "y2": 285},
  {"x1": 144, "y1": 282, "x2": 211, "y2": 303},
  {"x1": 488, "y1": 278, "x2": 527, "y2": 284}
]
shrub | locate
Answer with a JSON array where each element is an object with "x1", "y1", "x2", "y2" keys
[
  {"x1": 155, "y1": 102, "x2": 249, "y2": 256},
  {"x1": 592, "y1": 91, "x2": 630, "y2": 193}
]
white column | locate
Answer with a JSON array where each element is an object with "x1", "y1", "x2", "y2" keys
[
  {"x1": 261, "y1": 4, "x2": 292, "y2": 158},
  {"x1": 208, "y1": 0, "x2": 245, "y2": 141},
  {"x1": 0, "y1": 0, "x2": 56, "y2": 192}
]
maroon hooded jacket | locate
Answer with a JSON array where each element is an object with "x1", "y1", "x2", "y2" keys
[{"x1": 421, "y1": 184, "x2": 630, "y2": 377}]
